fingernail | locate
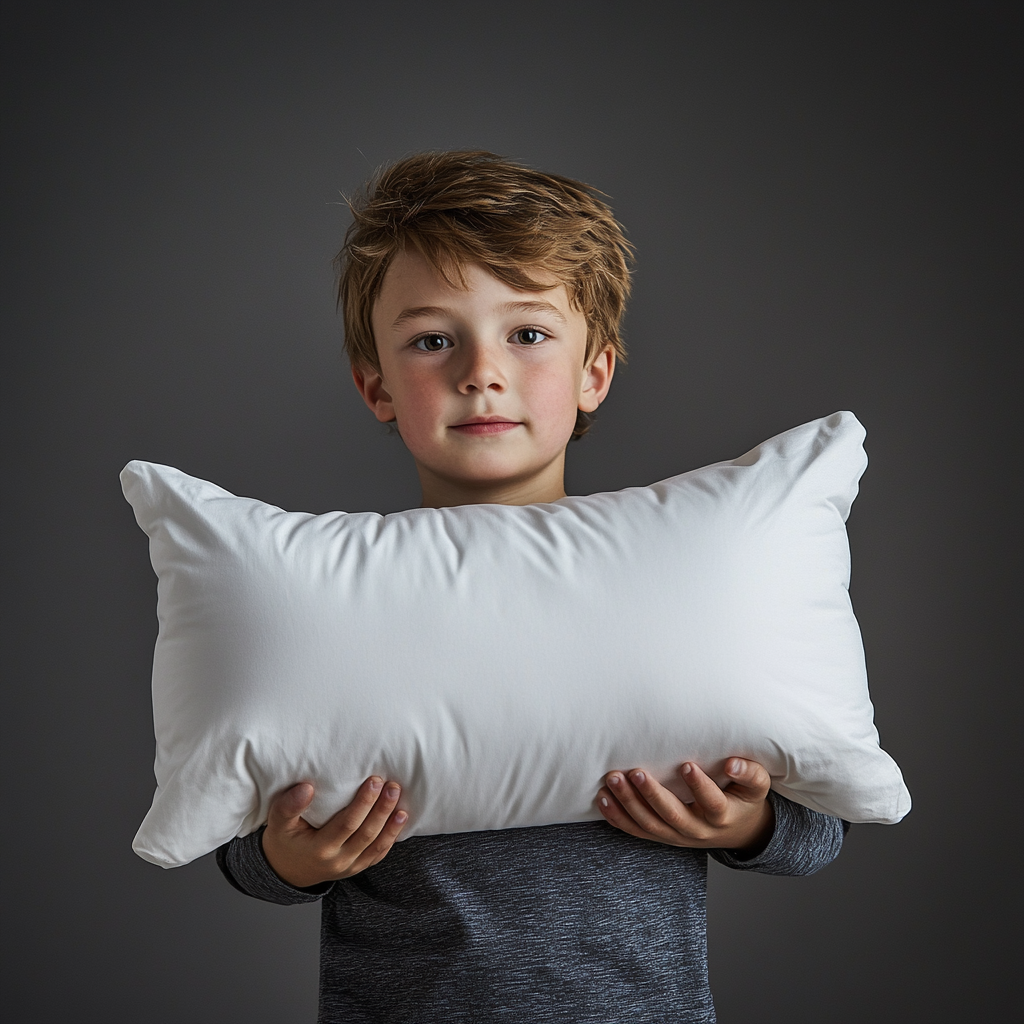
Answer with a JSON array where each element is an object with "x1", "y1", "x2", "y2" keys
[
  {"x1": 600, "y1": 797, "x2": 609, "y2": 808},
  {"x1": 631, "y1": 771, "x2": 646, "y2": 785},
  {"x1": 369, "y1": 777, "x2": 382, "y2": 792},
  {"x1": 385, "y1": 784, "x2": 400, "y2": 798},
  {"x1": 728, "y1": 758, "x2": 743, "y2": 774},
  {"x1": 609, "y1": 774, "x2": 622, "y2": 787},
  {"x1": 394, "y1": 811, "x2": 408, "y2": 824},
  {"x1": 682, "y1": 763, "x2": 692, "y2": 775}
]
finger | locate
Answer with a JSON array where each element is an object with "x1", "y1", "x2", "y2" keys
[
  {"x1": 344, "y1": 807, "x2": 409, "y2": 875},
  {"x1": 723, "y1": 758, "x2": 772, "y2": 800},
  {"x1": 604, "y1": 771, "x2": 683, "y2": 839},
  {"x1": 596, "y1": 786, "x2": 663, "y2": 843},
  {"x1": 340, "y1": 782, "x2": 404, "y2": 854},
  {"x1": 623, "y1": 769, "x2": 707, "y2": 836},
  {"x1": 680, "y1": 763, "x2": 729, "y2": 824},
  {"x1": 267, "y1": 782, "x2": 316, "y2": 832},
  {"x1": 321, "y1": 777, "x2": 396, "y2": 846}
]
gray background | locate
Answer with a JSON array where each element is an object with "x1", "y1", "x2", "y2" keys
[{"x1": 3, "y1": 3, "x2": 1020, "y2": 1022}]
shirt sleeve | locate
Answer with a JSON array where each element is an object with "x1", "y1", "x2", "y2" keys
[
  {"x1": 709, "y1": 790, "x2": 849, "y2": 876},
  {"x1": 215, "y1": 826, "x2": 335, "y2": 905}
]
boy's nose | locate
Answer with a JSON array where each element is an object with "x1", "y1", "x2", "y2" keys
[{"x1": 456, "y1": 341, "x2": 508, "y2": 394}]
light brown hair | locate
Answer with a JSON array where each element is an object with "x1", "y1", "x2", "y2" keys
[{"x1": 335, "y1": 151, "x2": 634, "y2": 438}]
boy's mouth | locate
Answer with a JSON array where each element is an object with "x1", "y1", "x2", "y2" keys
[{"x1": 450, "y1": 417, "x2": 521, "y2": 436}]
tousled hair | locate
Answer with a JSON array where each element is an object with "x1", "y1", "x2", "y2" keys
[{"x1": 335, "y1": 151, "x2": 634, "y2": 438}]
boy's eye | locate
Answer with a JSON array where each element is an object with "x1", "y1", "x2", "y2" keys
[
  {"x1": 414, "y1": 334, "x2": 452, "y2": 352},
  {"x1": 513, "y1": 328, "x2": 547, "y2": 346}
]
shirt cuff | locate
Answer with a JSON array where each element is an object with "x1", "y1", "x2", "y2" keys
[{"x1": 216, "y1": 827, "x2": 334, "y2": 905}]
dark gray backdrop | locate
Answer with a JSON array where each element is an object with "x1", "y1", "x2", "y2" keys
[{"x1": 3, "y1": 4, "x2": 1020, "y2": 1022}]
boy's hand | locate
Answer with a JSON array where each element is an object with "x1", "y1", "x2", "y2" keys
[
  {"x1": 261, "y1": 777, "x2": 407, "y2": 888},
  {"x1": 597, "y1": 758, "x2": 775, "y2": 855}
]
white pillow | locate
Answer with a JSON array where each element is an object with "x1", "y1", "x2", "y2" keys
[{"x1": 122, "y1": 411, "x2": 910, "y2": 868}]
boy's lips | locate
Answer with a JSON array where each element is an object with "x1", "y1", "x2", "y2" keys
[{"x1": 449, "y1": 417, "x2": 521, "y2": 436}]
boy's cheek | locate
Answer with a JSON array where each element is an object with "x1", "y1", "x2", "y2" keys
[
  {"x1": 389, "y1": 388, "x2": 447, "y2": 445},
  {"x1": 531, "y1": 382, "x2": 586, "y2": 443}
]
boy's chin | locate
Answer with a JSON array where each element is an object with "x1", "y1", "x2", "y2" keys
[
  {"x1": 413, "y1": 457, "x2": 566, "y2": 507},
  {"x1": 415, "y1": 453, "x2": 551, "y2": 484}
]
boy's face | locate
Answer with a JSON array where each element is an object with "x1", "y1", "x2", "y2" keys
[{"x1": 354, "y1": 248, "x2": 614, "y2": 507}]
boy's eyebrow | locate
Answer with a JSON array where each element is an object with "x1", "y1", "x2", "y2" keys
[
  {"x1": 391, "y1": 300, "x2": 569, "y2": 330},
  {"x1": 500, "y1": 301, "x2": 568, "y2": 325},
  {"x1": 391, "y1": 305, "x2": 453, "y2": 329}
]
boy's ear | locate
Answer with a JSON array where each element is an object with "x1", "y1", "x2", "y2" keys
[
  {"x1": 351, "y1": 363, "x2": 397, "y2": 423},
  {"x1": 578, "y1": 346, "x2": 616, "y2": 414}
]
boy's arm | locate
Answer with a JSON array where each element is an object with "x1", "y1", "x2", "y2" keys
[
  {"x1": 598, "y1": 758, "x2": 846, "y2": 873},
  {"x1": 217, "y1": 777, "x2": 407, "y2": 903}
]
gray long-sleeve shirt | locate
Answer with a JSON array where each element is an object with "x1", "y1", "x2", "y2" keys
[{"x1": 218, "y1": 791, "x2": 845, "y2": 1023}]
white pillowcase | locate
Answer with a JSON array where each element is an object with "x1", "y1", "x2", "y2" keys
[{"x1": 122, "y1": 411, "x2": 910, "y2": 868}]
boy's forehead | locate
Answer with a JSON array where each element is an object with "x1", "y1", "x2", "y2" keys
[{"x1": 375, "y1": 248, "x2": 570, "y2": 321}]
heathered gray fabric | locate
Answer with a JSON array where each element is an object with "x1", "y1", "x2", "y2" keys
[{"x1": 218, "y1": 791, "x2": 845, "y2": 1023}]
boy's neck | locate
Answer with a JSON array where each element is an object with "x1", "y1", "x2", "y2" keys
[{"x1": 416, "y1": 454, "x2": 568, "y2": 508}]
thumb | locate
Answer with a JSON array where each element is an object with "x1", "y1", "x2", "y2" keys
[
  {"x1": 268, "y1": 782, "x2": 315, "y2": 831},
  {"x1": 723, "y1": 758, "x2": 771, "y2": 799}
]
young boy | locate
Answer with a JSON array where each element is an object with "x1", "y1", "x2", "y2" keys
[{"x1": 217, "y1": 151, "x2": 846, "y2": 1023}]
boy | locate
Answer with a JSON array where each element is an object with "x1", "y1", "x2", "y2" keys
[{"x1": 217, "y1": 151, "x2": 846, "y2": 1023}]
